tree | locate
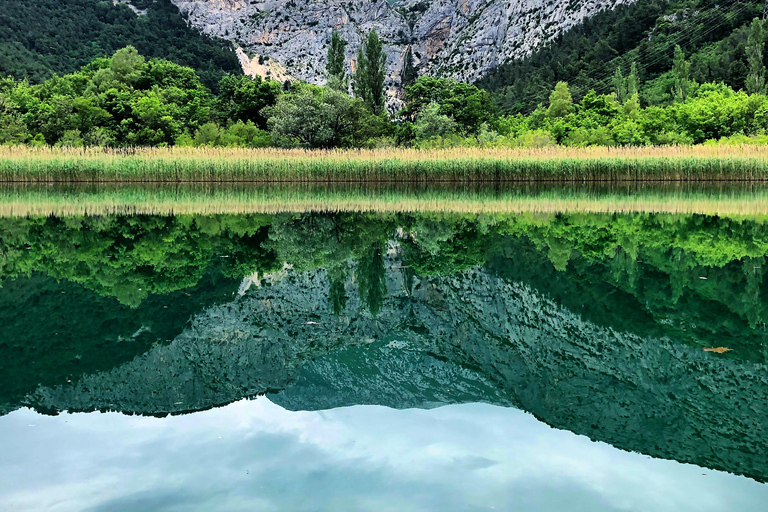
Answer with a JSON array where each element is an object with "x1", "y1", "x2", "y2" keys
[
  {"x1": 627, "y1": 61, "x2": 640, "y2": 98},
  {"x1": 402, "y1": 47, "x2": 417, "y2": 87},
  {"x1": 354, "y1": 30, "x2": 387, "y2": 115},
  {"x1": 216, "y1": 74, "x2": 280, "y2": 129},
  {"x1": 413, "y1": 102, "x2": 456, "y2": 140},
  {"x1": 402, "y1": 77, "x2": 496, "y2": 134},
  {"x1": 746, "y1": 18, "x2": 766, "y2": 95},
  {"x1": 111, "y1": 46, "x2": 146, "y2": 85},
  {"x1": 546, "y1": 82, "x2": 573, "y2": 118},
  {"x1": 613, "y1": 66, "x2": 627, "y2": 103},
  {"x1": 355, "y1": 242, "x2": 387, "y2": 316},
  {"x1": 326, "y1": 30, "x2": 348, "y2": 86},
  {"x1": 263, "y1": 84, "x2": 376, "y2": 148},
  {"x1": 672, "y1": 45, "x2": 691, "y2": 103}
]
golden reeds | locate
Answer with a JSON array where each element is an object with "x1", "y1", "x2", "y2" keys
[
  {"x1": 0, "y1": 145, "x2": 767, "y2": 182},
  {"x1": 1, "y1": 182, "x2": 767, "y2": 218}
]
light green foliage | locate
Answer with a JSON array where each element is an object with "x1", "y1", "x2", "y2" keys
[
  {"x1": 613, "y1": 67, "x2": 626, "y2": 104},
  {"x1": 672, "y1": 45, "x2": 691, "y2": 103},
  {"x1": 746, "y1": 18, "x2": 766, "y2": 95},
  {"x1": 546, "y1": 82, "x2": 573, "y2": 118},
  {"x1": 0, "y1": 214, "x2": 276, "y2": 307},
  {"x1": 627, "y1": 62, "x2": 639, "y2": 98},
  {"x1": 111, "y1": 47, "x2": 146, "y2": 86},
  {"x1": 413, "y1": 103, "x2": 456, "y2": 141}
]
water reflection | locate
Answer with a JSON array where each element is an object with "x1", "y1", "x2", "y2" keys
[
  {"x1": 0, "y1": 211, "x2": 767, "y2": 507},
  {"x1": 2, "y1": 400, "x2": 765, "y2": 512}
]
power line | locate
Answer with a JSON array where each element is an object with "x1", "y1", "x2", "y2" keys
[{"x1": 572, "y1": 0, "x2": 757, "y2": 97}]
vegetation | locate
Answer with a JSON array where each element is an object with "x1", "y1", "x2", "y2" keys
[
  {"x1": 477, "y1": 0, "x2": 765, "y2": 113},
  {"x1": 353, "y1": 30, "x2": 387, "y2": 116},
  {"x1": 0, "y1": 0, "x2": 240, "y2": 90},
  {"x1": 2, "y1": 145, "x2": 768, "y2": 183},
  {"x1": 5, "y1": 18, "x2": 768, "y2": 154},
  {"x1": 2, "y1": 210, "x2": 767, "y2": 357}
]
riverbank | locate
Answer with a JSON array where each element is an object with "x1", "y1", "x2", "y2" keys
[
  {"x1": 1, "y1": 146, "x2": 768, "y2": 183},
  {"x1": 2, "y1": 182, "x2": 767, "y2": 217}
]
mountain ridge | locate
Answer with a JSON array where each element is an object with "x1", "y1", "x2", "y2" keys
[{"x1": 171, "y1": 0, "x2": 635, "y2": 95}]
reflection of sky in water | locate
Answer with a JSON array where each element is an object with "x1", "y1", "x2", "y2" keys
[{"x1": 0, "y1": 399, "x2": 764, "y2": 512}]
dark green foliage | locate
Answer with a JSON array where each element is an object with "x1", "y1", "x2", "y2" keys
[
  {"x1": 354, "y1": 30, "x2": 387, "y2": 115},
  {"x1": 477, "y1": 0, "x2": 763, "y2": 113},
  {"x1": 401, "y1": 77, "x2": 496, "y2": 135},
  {"x1": 326, "y1": 30, "x2": 348, "y2": 85},
  {"x1": 0, "y1": 0, "x2": 241, "y2": 90},
  {"x1": 355, "y1": 242, "x2": 387, "y2": 316},
  {"x1": 215, "y1": 74, "x2": 281, "y2": 129},
  {"x1": 401, "y1": 47, "x2": 418, "y2": 87}
]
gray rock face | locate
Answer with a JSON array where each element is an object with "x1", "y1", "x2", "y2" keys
[{"x1": 171, "y1": 0, "x2": 635, "y2": 93}]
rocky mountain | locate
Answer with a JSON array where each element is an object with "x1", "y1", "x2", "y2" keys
[
  {"x1": 14, "y1": 249, "x2": 768, "y2": 483},
  {"x1": 171, "y1": 0, "x2": 635, "y2": 94}
]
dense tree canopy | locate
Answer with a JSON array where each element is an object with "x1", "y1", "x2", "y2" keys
[
  {"x1": 0, "y1": 0, "x2": 240, "y2": 90},
  {"x1": 476, "y1": 0, "x2": 764, "y2": 113}
]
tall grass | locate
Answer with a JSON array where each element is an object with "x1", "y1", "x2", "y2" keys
[
  {"x1": 1, "y1": 145, "x2": 768, "y2": 182},
  {"x1": 1, "y1": 182, "x2": 767, "y2": 218}
]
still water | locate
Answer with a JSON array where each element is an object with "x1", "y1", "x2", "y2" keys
[{"x1": 0, "y1": 211, "x2": 766, "y2": 511}]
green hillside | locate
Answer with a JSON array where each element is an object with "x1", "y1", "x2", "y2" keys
[
  {"x1": 0, "y1": 0, "x2": 241, "y2": 90},
  {"x1": 478, "y1": 0, "x2": 766, "y2": 112}
]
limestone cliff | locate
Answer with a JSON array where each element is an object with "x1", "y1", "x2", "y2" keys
[{"x1": 171, "y1": 0, "x2": 635, "y2": 93}]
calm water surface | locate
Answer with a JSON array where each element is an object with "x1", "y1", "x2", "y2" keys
[{"x1": 0, "y1": 211, "x2": 766, "y2": 511}]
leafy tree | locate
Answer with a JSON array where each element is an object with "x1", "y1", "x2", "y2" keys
[
  {"x1": 401, "y1": 77, "x2": 495, "y2": 134},
  {"x1": 326, "y1": 30, "x2": 348, "y2": 86},
  {"x1": 627, "y1": 61, "x2": 640, "y2": 98},
  {"x1": 353, "y1": 30, "x2": 387, "y2": 115},
  {"x1": 613, "y1": 66, "x2": 627, "y2": 104},
  {"x1": 746, "y1": 18, "x2": 766, "y2": 95},
  {"x1": 546, "y1": 82, "x2": 573, "y2": 118},
  {"x1": 216, "y1": 74, "x2": 281, "y2": 129},
  {"x1": 413, "y1": 102, "x2": 456, "y2": 140},
  {"x1": 672, "y1": 45, "x2": 691, "y2": 102},
  {"x1": 264, "y1": 84, "x2": 376, "y2": 148}
]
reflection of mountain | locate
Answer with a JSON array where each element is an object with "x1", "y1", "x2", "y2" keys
[
  {"x1": 13, "y1": 258, "x2": 768, "y2": 483},
  {"x1": 0, "y1": 271, "x2": 240, "y2": 413}
]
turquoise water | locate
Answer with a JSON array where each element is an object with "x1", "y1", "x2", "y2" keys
[{"x1": 0, "y1": 211, "x2": 766, "y2": 510}]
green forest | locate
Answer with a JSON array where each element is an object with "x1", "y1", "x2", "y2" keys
[
  {"x1": 3, "y1": 1, "x2": 768, "y2": 148},
  {"x1": 0, "y1": 0, "x2": 241, "y2": 89}
]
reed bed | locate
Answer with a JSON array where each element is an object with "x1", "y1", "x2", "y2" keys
[
  {"x1": 1, "y1": 182, "x2": 767, "y2": 218},
  {"x1": 1, "y1": 145, "x2": 768, "y2": 182}
]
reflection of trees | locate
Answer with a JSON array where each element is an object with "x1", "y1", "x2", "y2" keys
[
  {"x1": 328, "y1": 263, "x2": 349, "y2": 316},
  {"x1": 2, "y1": 210, "x2": 768, "y2": 331},
  {"x1": 355, "y1": 242, "x2": 387, "y2": 316},
  {"x1": 0, "y1": 214, "x2": 276, "y2": 307}
]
